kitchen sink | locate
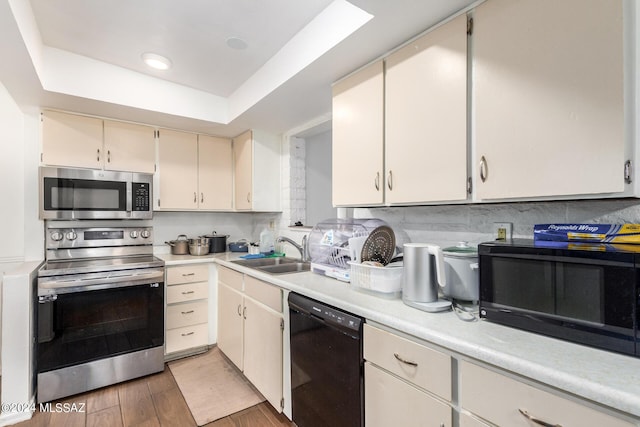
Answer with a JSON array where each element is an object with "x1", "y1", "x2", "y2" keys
[{"x1": 231, "y1": 257, "x2": 311, "y2": 275}]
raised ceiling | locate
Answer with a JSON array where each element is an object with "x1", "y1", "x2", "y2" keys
[{"x1": 1, "y1": 0, "x2": 477, "y2": 137}]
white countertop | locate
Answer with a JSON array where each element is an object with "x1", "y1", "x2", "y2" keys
[{"x1": 156, "y1": 251, "x2": 640, "y2": 419}]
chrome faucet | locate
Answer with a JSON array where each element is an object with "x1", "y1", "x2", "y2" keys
[{"x1": 276, "y1": 235, "x2": 309, "y2": 262}]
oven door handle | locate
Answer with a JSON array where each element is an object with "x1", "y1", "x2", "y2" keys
[{"x1": 38, "y1": 270, "x2": 164, "y2": 295}]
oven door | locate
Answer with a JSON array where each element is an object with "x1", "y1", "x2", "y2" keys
[
  {"x1": 479, "y1": 243, "x2": 638, "y2": 356},
  {"x1": 37, "y1": 270, "x2": 164, "y2": 374}
]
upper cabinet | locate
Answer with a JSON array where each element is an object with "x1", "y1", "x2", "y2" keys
[
  {"x1": 385, "y1": 14, "x2": 468, "y2": 204},
  {"x1": 156, "y1": 129, "x2": 233, "y2": 211},
  {"x1": 332, "y1": 61, "x2": 384, "y2": 206},
  {"x1": 41, "y1": 110, "x2": 155, "y2": 173},
  {"x1": 473, "y1": 0, "x2": 625, "y2": 200},
  {"x1": 233, "y1": 130, "x2": 281, "y2": 212},
  {"x1": 332, "y1": 0, "x2": 629, "y2": 207}
]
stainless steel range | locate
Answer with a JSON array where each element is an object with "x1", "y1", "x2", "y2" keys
[{"x1": 36, "y1": 222, "x2": 165, "y2": 403}]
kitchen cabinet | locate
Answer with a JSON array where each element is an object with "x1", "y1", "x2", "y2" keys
[
  {"x1": 460, "y1": 360, "x2": 635, "y2": 427},
  {"x1": 332, "y1": 61, "x2": 384, "y2": 206},
  {"x1": 473, "y1": 0, "x2": 625, "y2": 200},
  {"x1": 217, "y1": 266, "x2": 284, "y2": 412},
  {"x1": 41, "y1": 110, "x2": 155, "y2": 173},
  {"x1": 384, "y1": 14, "x2": 468, "y2": 204},
  {"x1": 165, "y1": 264, "x2": 210, "y2": 359},
  {"x1": 232, "y1": 129, "x2": 281, "y2": 211},
  {"x1": 363, "y1": 324, "x2": 452, "y2": 426},
  {"x1": 156, "y1": 129, "x2": 233, "y2": 210}
]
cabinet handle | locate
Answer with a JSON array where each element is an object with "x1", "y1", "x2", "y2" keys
[
  {"x1": 243, "y1": 306, "x2": 247, "y2": 319},
  {"x1": 375, "y1": 172, "x2": 380, "y2": 191},
  {"x1": 181, "y1": 310, "x2": 194, "y2": 315},
  {"x1": 194, "y1": 192, "x2": 197, "y2": 203},
  {"x1": 201, "y1": 192, "x2": 204, "y2": 203},
  {"x1": 237, "y1": 304, "x2": 242, "y2": 316},
  {"x1": 479, "y1": 156, "x2": 488, "y2": 182},
  {"x1": 97, "y1": 149, "x2": 100, "y2": 162},
  {"x1": 518, "y1": 409, "x2": 562, "y2": 427},
  {"x1": 182, "y1": 273, "x2": 195, "y2": 277},
  {"x1": 181, "y1": 331, "x2": 195, "y2": 337},
  {"x1": 107, "y1": 150, "x2": 111, "y2": 163},
  {"x1": 393, "y1": 352, "x2": 417, "y2": 367},
  {"x1": 181, "y1": 291, "x2": 195, "y2": 295},
  {"x1": 387, "y1": 171, "x2": 393, "y2": 191},
  {"x1": 247, "y1": 192, "x2": 251, "y2": 203}
]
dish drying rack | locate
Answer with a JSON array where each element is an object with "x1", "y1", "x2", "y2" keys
[{"x1": 308, "y1": 218, "x2": 391, "y2": 282}]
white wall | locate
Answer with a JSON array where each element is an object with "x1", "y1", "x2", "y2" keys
[{"x1": 305, "y1": 130, "x2": 336, "y2": 225}]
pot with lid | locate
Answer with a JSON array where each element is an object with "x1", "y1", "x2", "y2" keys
[
  {"x1": 442, "y1": 242, "x2": 479, "y2": 302},
  {"x1": 200, "y1": 231, "x2": 229, "y2": 253},
  {"x1": 165, "y1": 234, "x2": 189, "y2": 255},
  {"x1": 188, "y1": 237, "x2": 210, "y2": 256}
]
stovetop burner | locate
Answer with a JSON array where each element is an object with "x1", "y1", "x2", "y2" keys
[{"x1": 40, "y1": 255, "x2": 164, "y2": 277}]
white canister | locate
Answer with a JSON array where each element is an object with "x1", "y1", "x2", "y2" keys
[{"x1": 442, "y1": 242, "x2": 479, "y2": 302}]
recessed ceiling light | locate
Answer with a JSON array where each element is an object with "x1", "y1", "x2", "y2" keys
[
  {"x1": 226, "y1": 37, "x2": 248, "y2": 50},
  {"x1": 141, "y1": 52, "x2": 172, "y2": 70}
]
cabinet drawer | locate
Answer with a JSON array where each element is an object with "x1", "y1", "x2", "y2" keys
[
  {"x1": 166, "y1": 282, "x2": 208, "y2": 304},
  {"x1": 218, "y1": 266, "x2": 243, "y2": 291},
  {"x1": 365, "y1": 362, "x2": 451, "y2": 427},
  {"x1": 166, "y1": 323, "x2": 208, "y2": 354},
  {"x1": 244, "y1": 275, "x2": 281, "y2": 312},
  {"x1": 460, "y1": 361, "x2": 634, "y2": 427},
  {"x1": 166, "y1": 264, "x2": 209, "y2": 285},
  {"x1": 363, "y1": 324, "x2": 451, "y2": 400},
  {"x1": 166, "y1": 300, "x2": 208, "y2": 329}
]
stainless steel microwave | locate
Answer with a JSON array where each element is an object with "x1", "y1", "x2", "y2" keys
[
  {"x1": 39, "y1": 167, "x2": 152, "y2": 220},
  {"x1": 479, "y1": 239, "x2": 640, "y2": 357}
]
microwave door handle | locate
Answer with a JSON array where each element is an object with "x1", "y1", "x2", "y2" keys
[{"x1": 126, "y1": 180, "x2": 132, "y2": 213}]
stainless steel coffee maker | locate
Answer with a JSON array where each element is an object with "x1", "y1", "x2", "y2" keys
[{"x1": 402, "y1": 243, "x2": 452, "y2": 312}]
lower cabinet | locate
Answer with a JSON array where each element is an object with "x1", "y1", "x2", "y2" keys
[
  {"x1": 460, "y1": 360, "x2": 635, "y2": 427},
  {"x1": 217, "y1": 266, "x2": 284, "y2": 412},
  {"x1": 363, "y1": 324, "x2": 452, "y2": 426},
  {"x1": 165, "y1": 264, "x2": 210, "y2": 359}
]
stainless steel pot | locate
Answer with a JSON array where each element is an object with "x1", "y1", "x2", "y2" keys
[
  {"x1": 165, "y1": 234, "x2": 189, "y2": 255},
  {"x1": 201, "y1": 231, "x2": 229, "y2": 253},
  {"x1": 188, "y1": 237, "x2": 210, "y2": 256},
  {"x1": 442, "y1": 242, "x2": 479, "y2": 302}
]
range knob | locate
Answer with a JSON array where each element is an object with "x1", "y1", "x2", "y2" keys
[
  {"x1": 51, "y1": 231, "x2": 63, "y2": 241},
  {"x1": 66, "y1": 231, "x2": 77, "y2": 241},
  {"x1": 140, "y1": 229, "x2": 151, "y2": 239},
  {"x1": 130, "y1": 230, "x2": 139, "y2": 239}
]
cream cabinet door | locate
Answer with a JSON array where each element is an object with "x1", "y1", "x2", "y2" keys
[
  {"x1": 233, "y1": 130, "x2": 253, "y2": 210},
  {"x1": 385, "y1": 14, "x2": 467, "y2": 204},
  {"x1": 103, "y1": 120, "x2": 155, "y2": 173},
  {"x1": 243, "y1": 297, "x2": 283, "y2": 412},
  {"x1": 41, "y1": 110, "x2": 103, "y2": 169},
  {"x1": 217, "y1": 282, "x2": 244, "y2": 370},
  {"x1": 365, "y1": 362, "x2": 452, "y2": 427},
  {"x1": 332, "y1": 61, "x2": 384, "y2": 206},
  {"x1": 157, "y1": 129, "x2": 198, "y2": 209},
  {"x1": 474, "y1": 0, "x2": 624, "y2": 200},
  {"x1": 198, "y1": 135, "x2": 233, "y2": 210}
]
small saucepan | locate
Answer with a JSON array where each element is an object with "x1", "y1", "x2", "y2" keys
[{"x1": 165, "y1": 234, "x2": 189, "y2": 255}]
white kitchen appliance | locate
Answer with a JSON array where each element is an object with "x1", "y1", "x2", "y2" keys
[
  {"x1": 402, "y1": 243, "x2": 452, "y2": 312},
  {"x1": 308, "y1": 218, "x2": 391, "y2": 282}
]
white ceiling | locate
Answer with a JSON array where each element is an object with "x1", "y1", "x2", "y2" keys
[{"x1": 1, "y1": 0, "x2": 478, "y2": 137}]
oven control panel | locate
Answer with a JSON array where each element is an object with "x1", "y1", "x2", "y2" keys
[{"x1": 46, "y1": 226, "x2": 154, "y2": 249}]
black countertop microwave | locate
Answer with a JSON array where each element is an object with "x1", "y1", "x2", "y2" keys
[{"x1": 479, "y1": 239, "x2": 640, "y2": 357}]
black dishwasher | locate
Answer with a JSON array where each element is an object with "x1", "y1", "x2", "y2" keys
[{"x1": 289, "y1": 292, "x2": 364, "y2": 427}]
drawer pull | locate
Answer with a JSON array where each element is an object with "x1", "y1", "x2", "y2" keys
[
  {"x1": 181, "y1": 291, "x2": 195, "y2": 295},
  {"x1": 182, "y1": 273, "x2": 196, "y2": 277},
  {"x1": 393, "y1": 353, "x2": 418, "y2": 367},
  {"x1": 181, "y1": 332, "x2": 195, "y2": 337},
  {"x1": 181, "y1": 310, "x2": 194, "y2": 315},
  {"x1": 518, "y1": 409, "x2": 562, "y2": 427}
]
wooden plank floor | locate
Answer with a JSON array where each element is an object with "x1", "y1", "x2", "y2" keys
[{"x1": 14, "y1": 366, "x2": 294, "y2": 427}]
